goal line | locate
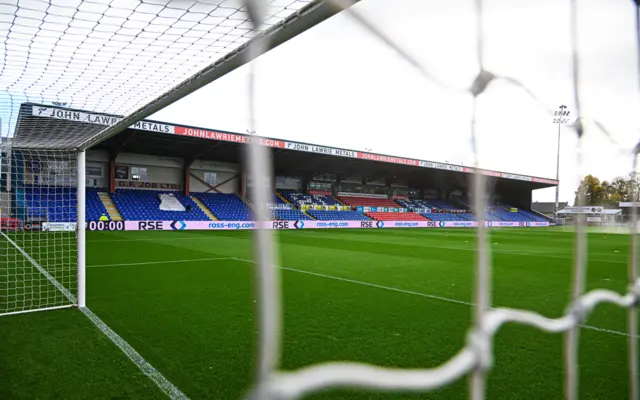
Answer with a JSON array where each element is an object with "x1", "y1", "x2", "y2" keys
[{"x1": 0, "y1": 231, "x2": 188, "y2": 400}]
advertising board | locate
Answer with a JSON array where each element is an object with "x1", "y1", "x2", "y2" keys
[
  {"x1": 85, "y1": 220, "x2": 550, "y2": 231},
  {"x1": 42, "y1": 222, "x2": 77, "y2": 232}
]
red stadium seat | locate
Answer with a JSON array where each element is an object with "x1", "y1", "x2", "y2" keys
[
  {"x1": 338, "y1": 196, "x2": 401, "y2": 208},
  {"x1": 0, "y1": 217, "x2": 23, "y2": 230},
  {"x1": 365, "y1": 212, "x2": 429, "y2": 221}
]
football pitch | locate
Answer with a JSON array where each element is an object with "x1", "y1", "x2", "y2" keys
[{"x1": 1, "y1": 228, "x2": 636, "y2": 399}]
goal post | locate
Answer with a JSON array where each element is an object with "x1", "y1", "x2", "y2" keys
[
  {"x1": 77, "y1": 150, "x2": 86, "y2": 309},
  {"x1": 0, "y1": 143, "x2": 85, "y2": 316}
]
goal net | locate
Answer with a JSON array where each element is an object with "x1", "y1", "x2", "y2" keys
[
  {"x1": 1, "y1": 0, "x2": 639, "y2": 399},
  {"x1": 0, "y1": 146, "x2": 81, "y2": 315}
]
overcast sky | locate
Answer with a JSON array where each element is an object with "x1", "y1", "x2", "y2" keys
[{"x1": 148, "y1": 0, "x2": 640, "y2": 204}]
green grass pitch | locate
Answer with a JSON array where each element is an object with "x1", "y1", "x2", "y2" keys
[{"x1": 0, "y1": 228, "x2": 636, "y2": 399}]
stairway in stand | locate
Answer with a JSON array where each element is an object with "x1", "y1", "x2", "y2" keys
[
  {"x1": 98, "y1": 192, "x2": 122, "y2": 221},
  {"x1": 191, "y1": 196, "x2": 218, "y2": 221},
  {"x1": 276, "y1": 192, "x2": 291, "y2": 204}
]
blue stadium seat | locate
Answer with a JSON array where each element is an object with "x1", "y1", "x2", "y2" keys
[
  {"x1": 86, "y1": 189, "x2": 108, "y2": 221},
  {"x1": 307, "y1": 210, "x2": 370, "y2": 221},
  {"x1": 429, "y1": 199, "x2": 458, "y2": 210},
  {"x1": 488, "y1": 207, "x2": 531, "y2": 222},
  {"x1": 273, "y1": 209, "x2": 313, "y2": 221},
  {"x1": 278, "y1": 190, "x2": 341, "y2": 206},
  {"x1": 272, "y1": 194, "x2": 287, "y2": 205},
  {"x1": 517, "y1": 209, "x2": 547, "y2": 222},
  {"x1": 22, "y1": 186, "x2": 108, "y2": 222},
  {"x1": 23, "y1": 185, "x2": 76, "y2": 222},
  {"x1": 495, "y1": 202, "x2": 546, "y2": 222},
  {"x1": 112, "y1": 190, "x2": 207, "y2": 221},
  {"x1": 458, "y1": 213, "x2": 475, "y2": 220},
  {"x1": 196, "y1": 193, "x2": 254, "y2": 221},
  {"x1": 18, "y1": 186, "x2": 547, "y2": 225},
  {"x1": 425, "y1": 213, "x2": 464, "y2": 221},
  {"x1": 398, "y1": 198, "x2": 465, "y2": 211},
  {"x1": 278, "y1": 190, "x2": 368, "y2": 220}
]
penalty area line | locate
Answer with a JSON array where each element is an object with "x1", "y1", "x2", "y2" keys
[
  {"x1": 228, "y1": 257, "x2": 638, "y2": 339},
  {"x1": 0, "y1": 231, "x2": 189, "y2": 400},
  {"x1": 86, "y1": 255, "x2": 639, "y2": 339},
  {"x1": 88, "y1": 257, "x2": 230, "y2": 268}
]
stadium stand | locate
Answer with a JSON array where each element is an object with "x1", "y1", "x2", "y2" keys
[
  {"x1": 403, "y1": 197, "x2": 548, "y2": 222},
  {"x1": 425, "y1": 213, "x2": 467, "y2": 221},
  {"x1": 195, "y1": 193, "x2": 253, "y2": 221},
  {"x1": 400, "y1": 198, "x2": 470, "y2": 212},
  {"x1": 429, "y1": 199, "x2": 459, "y2": 210},
  {"x1": 487, "y1": 206, "x2": 531, "y2": 222},
  {"x1": 307, "y1": 210, "x2": 371, "y2": 220},
  {"x1": 24, "y1": 185, "x2": 75, "y2": 222},
  {"x1": 272, "y1": 194, "x2": 288, "y2": 205},
  {"x1": 24, "y1": 188, "x2": 546, "y2": 224},
  {"x1": 517, "y1": 208, "x2": 547, "y2": 222},
  {"x1": 395, "y1": 199, "x2": 432, "y2": 209},
  {"x1": 112, "y1": 190, "x2": 207, "y2": 221},
  {"x1": 366, "y1": 212, "x2": 429, "y2": 221},
  {"x1": 18, "y1": 186, "x2": 546, "y2": 224},
  {"x1": 448, "y1": 196, "x2": 474, "y2": 210},
  {"x1": 338, "y1": 196, "x2": 401, "y2": 208},
  {"x1": 23, "y1": 186, "x2": 108, "y2": 222},
  {"x1": 273, "y1": 209, "x2": 313, "y2": 221},
  {"x1": 395, "y1": 198, "x2": 473, "y2": 221},
  {"x1": 496, "y1": 202, "x2": 548, "y2": 222},
  {"x1": 455, "y1": 197, "x2": 533, "y2": 223},
  {"x1": 87, "y1": 189, "x2": 108, "y2": 221},
  {"x1": 279, "y1": 190, "x2": 341, "y2": 206}
]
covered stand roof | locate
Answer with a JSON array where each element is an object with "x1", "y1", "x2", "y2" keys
[
  {"x1": 13, "y1": 103, "x2": 558, "y2": 191},
  {"x1": 532, "y1": 202, "x2": 569, "y2": 214}
]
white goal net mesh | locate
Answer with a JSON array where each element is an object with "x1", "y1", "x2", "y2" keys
[
  {"x1": 0, "y1": 0, "x2": 314, "y2": 144},
  {"x1": 0, "y1": 147, "x2": 78, "y2": 315},
  {"x1": 1, "y1": 0, "x2": 639, "y2": 399}
]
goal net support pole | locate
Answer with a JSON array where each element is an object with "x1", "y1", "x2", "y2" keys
[{"x1": 77, "y1": 150, "x2": 86, "y2": 308}]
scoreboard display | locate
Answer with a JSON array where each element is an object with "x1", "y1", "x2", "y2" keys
[{"x1": 87, "y1": 220, "x2": 125, "y2": 231}]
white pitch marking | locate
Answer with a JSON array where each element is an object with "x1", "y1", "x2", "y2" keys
[
  {"x1": 228, "y1": 257, "x2": 639, "y2": 339},
  {"x1": 1, "y1": 232, "x2": 189, "y2": 400},
  {"x1": 229, "y1": 257, "x2": 472, "y2": 306},
  {"x1": 87, "y1": 255, "x2": 638, "y2": 339},
  {"x1": 88, "y1": 257, "x2": 230, "y2": 268},
  {"x1": 87, "y1": 235, "x2": 631, "y2": 265}
]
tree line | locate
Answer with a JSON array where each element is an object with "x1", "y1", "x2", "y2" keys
[{"x1": 575, "y1": 173, "x2": 640, "y2": 206}]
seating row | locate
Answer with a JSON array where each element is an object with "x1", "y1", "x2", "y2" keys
[{"x1": 18, "y1": 187, "x2": 549, "y2": 223}]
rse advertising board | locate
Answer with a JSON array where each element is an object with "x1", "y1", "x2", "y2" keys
[{"x1": 84, "y1": 220, "x2": 549, "y2": 231}]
